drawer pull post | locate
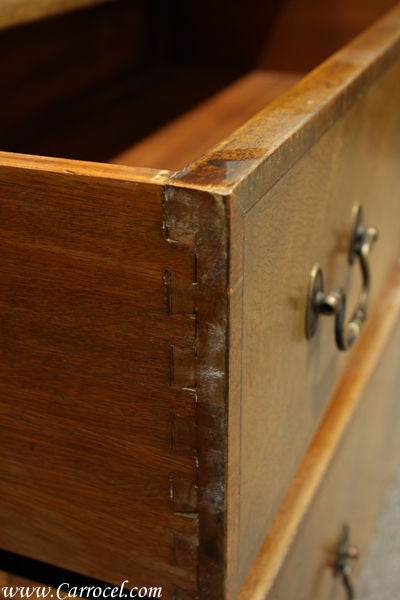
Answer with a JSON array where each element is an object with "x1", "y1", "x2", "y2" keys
[
  {"x1": 306, "y1": 205, "x2": 378, "y2": 350},
  {"x1": 334, "y1": 524, "x2": 359, "y2": 600}
]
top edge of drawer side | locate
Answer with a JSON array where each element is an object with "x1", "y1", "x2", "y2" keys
[{"x1": 171, "y1": 2, "x2": 400, "y2": 207}]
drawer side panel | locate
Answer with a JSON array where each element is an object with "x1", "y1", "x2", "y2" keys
[{"x1": 0, "y1": 166, "x2": 200, "y2": 596}]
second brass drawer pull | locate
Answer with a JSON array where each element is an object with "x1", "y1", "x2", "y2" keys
[
  {"x1": 306, "y1": 205, "x2": 378, "y2": 351},
  {"x1": 334, "y1": 525, "x2": 360, "y2": 600}
]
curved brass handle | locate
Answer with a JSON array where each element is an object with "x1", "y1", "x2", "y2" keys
[
  {"x1": 306, "y1": 206, "x2": 378, "y2": 351},
  {"x1": 334, "y1": 525, "x2": 359, "y2": 600}
]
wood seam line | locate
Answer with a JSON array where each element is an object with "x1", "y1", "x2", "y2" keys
[
  {"x1": 164, "y1": 184, "x2": 228, "y2": 599},
  {"x1": 163, "y1": 188, "x2": 200, "y2": 595}
]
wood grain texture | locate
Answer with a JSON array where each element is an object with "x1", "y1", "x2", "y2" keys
[
  {"x1": 112, "y1": 71, "x2": 301, "y2": 171},
  {"x1": 0, "y1": 0, "x2": 111, "y2": 30},
  {"x1": 170, "y1": 0, "x2": 397, "y2": 73},
  {"x1": 234, "y1": 54, "x2": 400, "y2": 591},
  {"x1": 0, "y1": 1, "x2": 166, "y2": 161},
  {"x1": 0, "y1": 160, "x2": 199, "y2": 597},
  {"x1": 258, "y1": 0, "x2": 399, "y2": 71},
  {"x1": 238, "y1": 263, "x2": 400, "y2": 599},
  {"x1": 0, "y1": 572, "x2": 61, "y2": 599},
  {"x1": 172, "y1": 2, "x2": 400, "y2": 204},
  {"x1": 20, "y1": 68, "x2": 240, "y2": 163},
  {"x1": 0, "y1": 151, "x2": 171, "y2": 185},
  {"x1": 225, "y1": 196, "x2": 245, "y2": 600},
  {"x1": 163, "y1": 185, "x2": 229, "y2": 599},
  {"x1": 0, "y1": 3, "x2": 400, "y2": 599},
  {"x1": 0, "y1": 155, "x2": 231, "y2": 599}
]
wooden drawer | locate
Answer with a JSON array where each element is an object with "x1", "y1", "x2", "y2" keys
[
  {"x1": 231, "y1": 56, "x2": 400, "y2": 590},
  {"x1": 0, "y1": 2, "x2": 400, "y2": 599},
  {"x1": 239, "y1": 265, "x2": 400, "y2": 599}
]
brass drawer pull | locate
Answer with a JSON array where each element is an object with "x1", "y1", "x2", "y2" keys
[
  {"x1": 334, "y1": 525, "x2": 360, "y2": 599},
  {"x1": 306, "y1": 205, "x2": 378, "y2": 351}
]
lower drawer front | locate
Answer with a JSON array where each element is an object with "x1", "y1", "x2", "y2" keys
[{"x1": 265, "y1": 278, "x2": 400, "y2": 599}]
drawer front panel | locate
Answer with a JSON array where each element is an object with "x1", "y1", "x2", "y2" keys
[
  {"x1": 266, "y1": 279, "x2": 400, "y2": 599},
  {"x1": 238, "y1": 56, "x2": 400, "y2": 584}
]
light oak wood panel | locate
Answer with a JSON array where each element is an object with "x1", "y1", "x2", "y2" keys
[
  {"x1": 234, "y1": 54, "x2": 400, "y2": 591},
  {"x1": 112, "y1": 71, "x2": 301, "y2": 171},
  {"x1": 0, "y1": 0, "x2": 110, "y2": 30},
  {"x1": 239, "y1": 264, "x2": 400, "y2": 599}
]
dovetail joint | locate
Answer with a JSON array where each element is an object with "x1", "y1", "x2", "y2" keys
[{"x1": 164, "y1": 190, "x2": 200, "y2": 592}]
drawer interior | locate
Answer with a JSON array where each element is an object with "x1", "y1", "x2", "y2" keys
[{"x1": 1, "y1": 0, "x2": 398, "y2": 169}]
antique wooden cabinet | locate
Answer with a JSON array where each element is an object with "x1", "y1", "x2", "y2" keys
[{"x1": 0, "y1": 1, "x2": 400, "y2": 599}]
